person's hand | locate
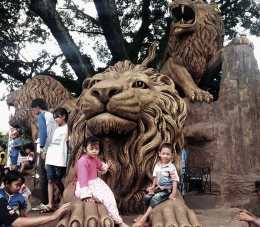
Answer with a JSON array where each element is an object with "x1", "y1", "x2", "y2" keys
[
  {"x1": 50, "y1": 202, "x2": 70, "y2": 221},
  {"x1": 168, "y1": 194, "x2": 176, "y2": 201},
  {"x1": 106, "y1": 160, "x2": 112, "y2": 169},
  {"x1": 41, "y1": 152, "x2": 46, "y2": 160},
  {"x1": 146, "y1": 186, "x2": 155, "y2": 192},
  {"x1": 240, "y1": 209, "x2": 252, "y2": 216},
  {"x1": 236, "y1": 211, "x2": 254, "y2": 222}
]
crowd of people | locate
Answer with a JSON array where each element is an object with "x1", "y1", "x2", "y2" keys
[{"x1": 1, "y1": 97, "x2": 260, "y2": 227}]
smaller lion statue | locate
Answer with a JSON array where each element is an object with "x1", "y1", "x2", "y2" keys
[
  {"x1": 6, "y1": 75, "x2": 74, "y2": 142},
  {"x1": 160, "y1": 0, "x2": 253, "y2": 103}
]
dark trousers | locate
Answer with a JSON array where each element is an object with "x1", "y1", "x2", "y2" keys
[
  {"x1": 39, "y1": 155, "x2": 48, "y2": 204},
  {"x1": 143, "y1": 188, "x2": 172, "y2": 208}
]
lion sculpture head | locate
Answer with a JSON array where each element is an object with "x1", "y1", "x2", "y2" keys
[{"x1": 67, "y1": 60, "x2": 187, "y2": 214}]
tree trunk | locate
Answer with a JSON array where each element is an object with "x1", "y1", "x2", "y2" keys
[
  {"x1": 93, "y1": 0, "x2": 129, "y2": 64},
  {"x1": 29, "y1": 0, "x2": 94, "y2": 84}
]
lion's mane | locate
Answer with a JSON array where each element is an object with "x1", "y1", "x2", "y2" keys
[{"x1": 67, "y1": 60, "x2": 187, "y2": 214}]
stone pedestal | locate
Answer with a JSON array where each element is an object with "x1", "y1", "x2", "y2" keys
[{"x1": 183, "y1": 43, "x2": 260, "y2": 211}]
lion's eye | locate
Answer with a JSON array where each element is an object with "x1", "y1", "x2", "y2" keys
[
  {"x1": 132, "y1": 81, "x2": 148, "y2": 89},
  {"x1": 89, "y1": 79, "x2": 101, "y2": 88}
]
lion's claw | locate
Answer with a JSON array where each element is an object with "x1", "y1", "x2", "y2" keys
[{"x1": 188, "y1": 89, "x2": 213, "y2": 103}]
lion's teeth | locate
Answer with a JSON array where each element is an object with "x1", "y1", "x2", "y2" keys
[
  {"x1": 181, "y1": 4, "x2": 185, "y2": 14},
  {"x1": 186, "y1": 19, "x2": 194, "y2": 24}
]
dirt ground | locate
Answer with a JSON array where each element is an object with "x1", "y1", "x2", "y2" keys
[{"x1": 24, "y1": 174, "x2": 241, "y2": 227}]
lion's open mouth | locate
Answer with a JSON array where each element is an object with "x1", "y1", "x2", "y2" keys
[
  {"x1": 87, "y1": 113, "x2": 137, "y2": 136},
  {"x1": 170, "y1": 3, "x2": 196, "y2": 27}
]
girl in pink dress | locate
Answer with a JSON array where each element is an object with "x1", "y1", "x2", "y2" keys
[{"x1": 74, "y1": 136, "x2": 129, "y2": 227}]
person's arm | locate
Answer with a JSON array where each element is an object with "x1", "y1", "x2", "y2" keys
[
  {"x1": 19, "y1": 210, "x2": 26, "y2": 217},
  {"x1": 0, "y1": 153, "x2": 4, "y2": 162},
  {"x1": 98, "y1": 159, "x2": 112, "y2": 175},
  {"x1": 241, "y1": 209, "x2": 258, "y2": 219},
  {"x1": 38, "y1": 114, "x2": 47, "y2": 148},
  {"x1": 237, "y1": 211, "x2": 260, "y2": 227},
  {"x1": 147, "y1": 177, "x2": 157, "y2": 191},
  {"x1": 11, "y1": 203, "x2": 70, "y2": 227},
  {"x1": 77, "y1": 161, "x2": 92, "y2": 200},
  {"x1": 168, "y1": 181, "x2": 178, "y2": 201},
  {"x1": 146, "y1": 164, "x2": 158, "y2": 192},
  {"x1": 13, "y1": 140, "x2": 22, "y2": 149}
]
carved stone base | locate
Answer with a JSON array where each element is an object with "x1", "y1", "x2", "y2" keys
[{"x1": 183, "y1": 43, "x2": 260, "y2": 215}]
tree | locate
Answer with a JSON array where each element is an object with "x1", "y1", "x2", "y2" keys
[
  {"x1": 0, "y1": 132, "x2": 8, "y2": 144},
  {"x1": 0, "y1": 0, "x2": 259, "y2": 96}
]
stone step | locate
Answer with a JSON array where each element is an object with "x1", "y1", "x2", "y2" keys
[{"x1": 184, "y1": 195, "x2": 217, "y2": 210}]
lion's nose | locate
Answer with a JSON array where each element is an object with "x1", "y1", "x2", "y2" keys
[{"x1": 91, "y1": 86, "x2": 122, "y2": 104}]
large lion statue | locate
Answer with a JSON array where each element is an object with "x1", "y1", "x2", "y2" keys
[
  {"x1": 58, "y1": 59, "x2": 201, "y2": 227},
  {"x1": 6, "y1": 57, "x2": 202, "y2": 226},
  {"x1": 160, "y1": 0, "x2": 253, "y2": 103}
]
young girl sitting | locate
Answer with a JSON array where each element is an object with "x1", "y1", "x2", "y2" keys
[
  {"x1": 74, "y1": 136, "x2": 129, "y2": 227},
  {"x1": 133, "y1": 143, "x2": 179, "y2": 227}
]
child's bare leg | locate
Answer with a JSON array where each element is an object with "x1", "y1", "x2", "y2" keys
[
  {"x1": 143, "y1": 204, "x2": 148, "y2": 214},
  {"x1": 55, "y1": 180, "x2": 64, "y2": 197},
  {"x1": 47, "y1": 179, "x2": 54, "y2": 209},
  {"x1": 132, "y1": 206, "x2": 153, "y2": 226},
  {"x1": 139, "y1": 206, "x2": 152, "y2": 222},
  {"x1": 19, "y1": 163, "x2": 25, "y2": 173}
]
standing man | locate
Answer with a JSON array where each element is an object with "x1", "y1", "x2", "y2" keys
[
  {"x1": 236, "y1": 181, "x2": 260, "y2": 226},
  {"x1": 31, "y1": 98, "x2": 57, "y2": 211}
]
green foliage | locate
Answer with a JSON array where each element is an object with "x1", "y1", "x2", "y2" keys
[{"x1": 0, "y1": 132, "x2": 8, "y2": 145}]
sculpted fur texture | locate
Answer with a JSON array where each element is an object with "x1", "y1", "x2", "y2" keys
[
  {"x1": 6, "y1": 75, "x2": 73, "y2": 142},
  {"x1": 67, "y1": 60, "x2": 187, "y2": 214},
  {"x1": 161, "y1": 0, "x2": 225, "y2": 102}
]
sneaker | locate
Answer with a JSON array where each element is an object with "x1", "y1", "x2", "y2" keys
[{"x1": 31, "y1": 203, "x2": 47, "y2": 211}]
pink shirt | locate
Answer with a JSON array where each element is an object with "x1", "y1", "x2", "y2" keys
[{"x1": 76, "y1": 156, "x2": 108, "y2": 188}]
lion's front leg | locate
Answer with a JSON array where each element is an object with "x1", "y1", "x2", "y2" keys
[
  {"x1": 149, "y1": 192, "x2": 202, "y2": 227},
  {"x1": 56, "y1": 183, "x2": 114, "y2": 227},
  {"x1": 160, "y1": 58, "x2": 214, "y2": 103}
]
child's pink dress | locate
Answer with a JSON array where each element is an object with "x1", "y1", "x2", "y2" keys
[{"x1": 74, "y1": 156, "x2": 122, "y2": 224}]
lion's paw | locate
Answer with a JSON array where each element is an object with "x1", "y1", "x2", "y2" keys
[
  {"x1": 56, "y1": 200, "x2": 114, "y2": 227},
  {"x1": 188, "y1": 89, "x2": 214, "y2": 103},
  {"x1": 150, "y1": 199, "x2": 202, "y2": 227},
  {"x1": 229, "y1": 36, "x2": 254, "y2": 50}
]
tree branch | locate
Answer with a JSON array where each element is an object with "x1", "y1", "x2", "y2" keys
[
  {"x1": 127, "y1": 0, "x2": 151, "y2": 63},
  {"x1": 29, "y1": 0, "x2": 95, "y2": 84},
  {"x1": 93, "y1": 0, "x2": 129, "y2": 63}
]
